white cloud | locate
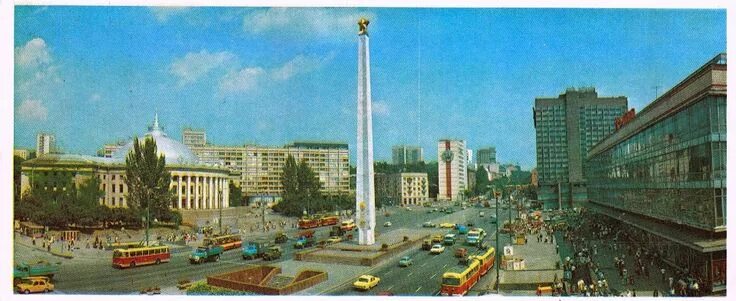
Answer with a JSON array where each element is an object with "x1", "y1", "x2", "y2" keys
[
  {"x1": 270, "y1": 54, "x2": 331, "y2": 81},
  {"x1": 218, "y1": 67, "x2": 266, "y2": 94},
  {"x1": 170, "y1": 50, "x2": 237, "y2": 86},
  {"x1": 243, "y1": 8, "x2": 375, "y2": 40},
  {"x1": 15, "y1": 38, "x2": 60, "y2": 120},
  {"x1": 373, "y1": 100, "x2": 390, "y2": 116},
  {"x1": 215, "y1": 53, "x2": 331, "y2": 96},
  {"x1": 16, "y1": 99, "x2": 48, "y2": 121},
  {"x1": 149, "y1": 7, "x2": 190, "y2": 23},
  {"x1": 15, "y1": 38, "x2": 51, "y2": 69}
]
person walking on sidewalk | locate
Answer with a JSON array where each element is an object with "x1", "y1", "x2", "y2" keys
[{"x1": 661, "y1": 268, "x2": 666, "y2": 281}]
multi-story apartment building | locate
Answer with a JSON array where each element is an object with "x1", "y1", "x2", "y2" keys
[
  {"x1": 188, "y1": 138, "x2": 350, "y2": 202},
  {"x1": 14, "y1": 149, "x2": 32, "y2": 160},
  {"x1": 585, "y1": 53, "x2": 726, "y2": 294},
  {"x1": 437, "y1": 139, "x2": 467, "y2": 201},
  {"x1": 534, "y1": 87, "x2": 628, "y2": 209},
  {"x1": 182, "y1": 128, "x2": 207, "y2": 147},
  {"x1": 375, "y1": 172, "x2": 428, "y2": 206},
  {"x1": 36, "y1": 132, "x2": 56, "y2": 156},
  {"x1": 391, "y1": 145, "x2": 423, "y2": 165}
]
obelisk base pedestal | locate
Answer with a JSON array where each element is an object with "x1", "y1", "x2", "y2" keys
[{"x1": 358, "y1": 228, "x2": 375, "y2": 245}]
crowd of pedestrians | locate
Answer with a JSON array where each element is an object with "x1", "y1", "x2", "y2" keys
[{"x1": 551, "y1": 209, "x2": 704, "y2": 297}]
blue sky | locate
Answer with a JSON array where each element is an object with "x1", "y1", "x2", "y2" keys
[{"x1": 14, "y1": 7, "x2": 725, "y2": 169}]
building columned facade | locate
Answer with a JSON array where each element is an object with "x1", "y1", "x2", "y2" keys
[
  {"x1": 534, "y1": 87, "x2": 628, "y2": 209},
  {"x1": 375, "y1": 172, "x2": 428, "y2": 206},
  {"x1": 189, "y1": 139, "x2": 350, "y2": 203},
  {"x1": 21, "y1": 115, "x2": 231, "y2": 210},
  {"x1": 391, "y1": 145, "x2": 423, "y2": 165},
  {"x1": 437, "y1": 139, "x2": 467, "y2": 201},
  {"x1": 585, "y1": 53, "x2": 726, "y2": 293}
]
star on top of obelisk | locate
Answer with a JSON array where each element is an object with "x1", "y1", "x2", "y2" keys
[{"x1": 358, "y1": 17, "x2": 370, "y2": 35}]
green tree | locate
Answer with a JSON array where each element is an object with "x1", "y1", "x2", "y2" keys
[
  {"x1": 125, "y1": 137, "x2": 172, "y2": 220},
  {"x1": 71, "y1": 177, "x2": 105, "y2": 227},
  {"x1": 474, "y1": 167, "x2": 490, "y2": 195},
  {"x1": 13, "y1": 156, "x2": 25, "y2": 204},
  {"x1": 281, "y1": 155, "x2": 299, "y2": 202},
  {"x1": 229, "y1": 182, "x2": 243, "y2": 207},
  {"x1": 424, "y1": 161, "x2": 439, "y2": 198},
  {"x1": 273, "y1": 159, "x2": 324, "y2": 217},
  {"x1": 125, "y1": 137, "x2": 172, "y2": 244},
  {"x1": 297, "y1": 159, "x2": 322, "y2": 201}
]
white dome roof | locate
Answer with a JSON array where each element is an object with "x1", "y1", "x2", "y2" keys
[{"x1": 112, "y1": 115, "x2": 200, "y2": 165}]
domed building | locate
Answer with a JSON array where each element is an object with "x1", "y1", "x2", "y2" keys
[{"x1": 20, "y1": 115, "x2": 231, "y2": 210}]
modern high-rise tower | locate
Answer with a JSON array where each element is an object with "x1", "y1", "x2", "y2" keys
[
  {"x1": 36, "y1": 132, "x2": 56, "y2": 156},
  {"x1": 533, "y1": 87, "x2": 627, "y2": 209},
  {"x1": 438, "y1": 139, "x2": 467, "y2": 201},
  {"x1": 355, "y1": 17, "x2": 376, "y2": 245},
  {"x1": 392, "y1": 145, "x2": 424, "y2": 165}
]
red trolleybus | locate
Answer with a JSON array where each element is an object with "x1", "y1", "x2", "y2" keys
[
  {"x1": 112, "y1": 245, "x2": 170, "y2": 268},
  {"x1": 440, "y1": 247, "x2": 495, "y2": 296},
  {"x1": 203, "y1": 234, "x2": 242, "y2": 251},
  {"x1": 319, "y1": 215, "x2": 339, "y2": 226},
  {"x1": 473, "y1": 247, "x2": 495, "y2": 276},
  {"x1": 298, "y1": 217, "x2": 321, "y2": 229}
]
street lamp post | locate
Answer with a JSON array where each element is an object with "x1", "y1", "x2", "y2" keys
[
  {"x1": 495, "y1": 189, "x2": 500, "y2": 294},
  {"x1": 488, "y1": 185, "x2": 500, "y2": 294}
]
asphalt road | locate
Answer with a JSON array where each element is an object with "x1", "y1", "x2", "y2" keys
[
  {"x1": 15, "y1": 203, "x2": 520, "y2": 295},
  {"x1": 328, "y1": 204, "x2": 513, "y2": 296}
]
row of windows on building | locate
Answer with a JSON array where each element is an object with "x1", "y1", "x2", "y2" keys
[
  {"x1": 608, "y1": 97, "x2": 725, "y2": 161},
  {"x1": 588, "y1": 141, "x2": 725, "y2": 184}
]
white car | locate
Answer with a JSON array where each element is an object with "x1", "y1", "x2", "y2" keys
[
  {"x1": 383, "y1": 221, "x2": 392, "y2": 227},
  {"x1": 430, "y1": 244, "x2": 445, "y2": 254}
]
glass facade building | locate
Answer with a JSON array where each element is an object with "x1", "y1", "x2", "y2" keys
[
  {"x1": 585, "y1": 53, "x2": 726, "y2": 293},
  {"x1": 534, "y1": 88, "x2": 628, "y2": 209},
  {"x1": 477, "y1": 147, "x2": 497, "y2": 165},
  {"x1": 392, "y1": 145, "x2": 424, "y2": 165}
]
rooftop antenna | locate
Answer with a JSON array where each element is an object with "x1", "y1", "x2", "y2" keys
[{"x1": 653, "y1": 85, "x2": 662, "y2": 99}]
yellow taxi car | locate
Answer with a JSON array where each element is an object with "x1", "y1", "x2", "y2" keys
[
  {"x1": 353, "y1": 275, "x2": 380, "y2": 291},
  {"x1": 326, "y1": 236, "x2": 343, "y2": 243},
  {"x1": 16, "y1": 277, "x2": 54, "y2": 294},
  {"x1": 439, "y1": 222, "x2": 456, "y2": 228}
]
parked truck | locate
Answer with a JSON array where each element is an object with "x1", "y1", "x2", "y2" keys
[
  {"x1": 293, "y1": 230, "x2": 316, "y2": 249},
  {"x1": 294, "y1": 235, "x2": 315, "y2": 249},
  {"x1": 262, "y1": 246, "x2": 282, "y2": 261},
  {"x1": 242, "y1": 240, "x2": 271, "y2": 260},
  {"x1": 13, "y1": 261, "x2": 60, "y2": 285},
  {"x1": 189, "y1": 245, "x2": 224, "y2": 264}
]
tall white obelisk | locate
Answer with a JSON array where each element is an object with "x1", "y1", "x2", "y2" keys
[{"x1": 356, "y1": 17, "x2": 376, "y2": 245}]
